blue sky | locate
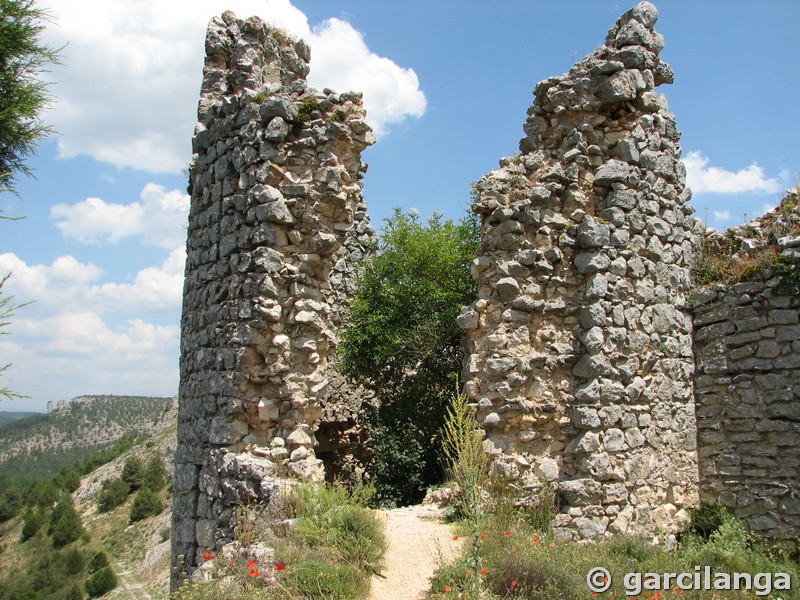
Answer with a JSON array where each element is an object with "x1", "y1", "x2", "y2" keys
[{"x1": 1, "y1": 0, "x2": 797, "y2": 412}]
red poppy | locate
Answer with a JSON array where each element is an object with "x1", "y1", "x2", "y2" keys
[
  {"x1": 532, "y1": 536, "x2": 541, "y2": 543},
  {"x1": 480, "y1": 533, "x2": 487, "y2": 541},
  {"x1": 444, "y1": 586, "x2": 452, "y2": 593},
  {"x1": 248, "y1": 568, "x2": 260, "y2": 577},
  {"x1": 504, "y1": 530, "x2": 511, "y2": 537},
  {"x1": 511, "y1": 580, "x2": 518, "y2": 587},
  {"x1": 202, "y1": 553, "x2": 216, "y2": 560},
  {"x1": 275, "y1": 563, "x2": 287, "y2": 571},
  {"x1": 452, "y1": 535, "x2": 459, "y2": 541},
  {"x1": 549, "y1": 542, "x2": 556, "y2": 547},
  {"x1": 228, "y1": 561, "x2": 236, "y2": 567},
  {"x1": 480, "y1": 568, "x2": 489, "y2": 575},
  {"x1": 247, "y1": 560, "x2": 257, "y2": 568}
]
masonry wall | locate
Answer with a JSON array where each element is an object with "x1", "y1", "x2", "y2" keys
[
  {"x1": 171, "y1": 12, "x2": 374, "y2": 588},
  {"x1": 460, "y1": 1, "x2": 701, "y2": 540},
  {"x1": 694, "y1": 225, "x2": 800, "y2": 538}
]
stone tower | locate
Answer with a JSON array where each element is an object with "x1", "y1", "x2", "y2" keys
[
  {"x1": 460, "y1": 2, "x2": 701, "y2": 539},
  {"x1": 172, "y1": 12, "x2": 375, "y2": 588}
]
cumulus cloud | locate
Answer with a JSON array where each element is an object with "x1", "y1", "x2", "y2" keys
[
  {"x1": 38, "y1": 0, "x2": 426, "y2": 173},
  {"x1": 0, "y1": 251, "x2": 183, "y2": 407},
  {"x1": 713, "y1": 210, "x2": 732, "y2": 223},
  {"x1": 51, "y1": 184, "x2": 189, "y2": 249},
  {"x1": 683, "y1": 151, "x2": 783, "y2": 195}
]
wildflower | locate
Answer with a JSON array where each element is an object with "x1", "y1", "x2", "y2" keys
[
  {"x1": 228, "y1": 561, "x2": 236, "y2": 567},
  {"x1": 248, "y1": 568, "x2": 260, "y2": 577},
  {"x1": 480, "y1": 532, "x2": 487, "y2": 541},
  {"x1": 202, "y1": 553, "x2": 216, "y2": 560},
  {"x1": 675, "y1": 590, "x2": 683, "y2": 595},
  {"x1": 444, "y1": 586, "x2": 452, "y2": 593},
  {"x1": 452, "y1": 535, "x2": 459, "y2": 541},
  {"x1": 504, "y1": 530, "x2": 511, "y2": 537},
  {"x1": 532, "y1": 536, "x2": 541, "y2": 543},
  {"x1": 275, "y1": 563, "x2": 287, "y2": 571},
  {"x1": 511, "y1": 580, "x2": 519, "y2": 587},
  {"x1": 549, "y1": 542, "x2": 556, "y2": 547},
  {"x1": 592, "y1": 594, "x2": 598, "y2": 598},
  {"x1": 480, "y1": 568, "x2": 489, "y2": 575},
  {"x1": 247, "y1": 560, "x2": 257, "y2": 568}
]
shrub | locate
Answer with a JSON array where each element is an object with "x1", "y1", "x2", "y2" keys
[
  {"x1": 129, "y1": 486, "x2": 163, "y2": 523},
  {"x1": 142, "y1": 452, "x2": 166, "y2": 491},
  {"x1": 65, "y1": 582, "x2": 84, "y2": 600},
  {"x1": 84, "y1": 566, "x2": 117, "y2": 598},
  {"x1": 96, "y1": 477, "x2": 130, "y2": 513},
  {"x1": 49, "y1": 495, "x2": 84, "y2": 548},
  {"x1": 88, "y1": 551, "x2": 109, "y2": 573},
  {"x1": 121, "y1": 455, "x2": 144, "y2": 491},
  {"x1": 20, "y1": 507, "x2": 45, "y2": 541}
]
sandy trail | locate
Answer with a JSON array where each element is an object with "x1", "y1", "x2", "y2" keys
[{"x1": 368, "y1": 505, "x2": 464, "y2": 600}]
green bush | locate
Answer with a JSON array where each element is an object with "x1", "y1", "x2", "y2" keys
[
  {"x1": 129, "y1": 486, "x2": 163, "y2": 523},
  {"x1": 96, "y1": 477, "x2": 130, "y2": 513},
  {"x1": 121, "y1": 455, "x2": 145, "y2": 491},
  {"x1": 282, "y1": 558, "x2": 366, "y2": 599},
  {"x1": 339, "y1": 209, "x2": 479, "y2": 506},
  {"x1": 84, "y1": 566, "x2": 117, "y2": 598},
  {"x1": 49, "y1": 495, "x2": 84, "y2": 548},
  {"x1": 20, "y1": 506, "x2": 45, "y2": 541},
  {"x1": 142, "y1": 452, "x2": 166, "y2": 491},
  {"x1": 88, "y1": 551, "x2": 109, "y2": 573},
  {"x1": 66, "y1": 582, "x2": 84, "y2": 600}
]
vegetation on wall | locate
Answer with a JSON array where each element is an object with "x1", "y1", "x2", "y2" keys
[{"x1": 338, "y1": 208, "x2": 480, "y2": 506}]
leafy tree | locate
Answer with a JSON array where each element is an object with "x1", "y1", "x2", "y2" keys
[
  {"x1": 0, "y1": 0, "x2": 59, "y2": 189},
  {"x1": 66, "y1": 582, "x2": 85, "y2": 600},
  {"x1": 129, "y1": 486, "x2": 163, "y2": 523},
  {"x1": 61, "y1": 546, "x2": 85, "y2": 575},
  {"x1": 84, "y1": 566, "x2": 117, "y2": 598},
  {"x1": 0, "y1": 484, "x2": 22, "y2": 520},
  {"x1": 121, "y1": 455, "x2": 145, "y2": 491},
  {"x1": 0, "y1": 275, "x2": 31, "y2": 400},
  {"x1": 338, "y1": 209, "x2": 479, "y2": 505}
]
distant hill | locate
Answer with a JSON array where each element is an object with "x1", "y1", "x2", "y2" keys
[
  {"x1": 0, "y1": 395, "x2": 173, "y2": 490},
  {"x1": 0, "y1": 411, "x2": 43, "y2": 430}
]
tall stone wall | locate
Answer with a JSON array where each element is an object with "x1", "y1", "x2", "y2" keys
[
  {"x1": 172, "y1": 12, "x2": 375, "y2": 588},
  {"x1": 460, "y1": 2, "x2": 701, "y2": 540},
  {"x1": 694, "y1": 200, "x2": 800, "y2": 538}
]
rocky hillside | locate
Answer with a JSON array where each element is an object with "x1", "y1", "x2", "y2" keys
[
  {"x1": 0, "y1": 397, "x2": 178, "y2": 599},
  {"x1": 0, "y1": 395, "x2": 173, "y2": 489}
]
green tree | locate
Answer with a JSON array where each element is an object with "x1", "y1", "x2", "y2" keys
[
  {"x1": 49, "y1": 494, "x2": 84, "y2": 547},
  {"x1": 84, "y1": 566, "x2": 117, "y2": 598},
  {"x1": 0, "y1": 275, "x2": 31, "y2": 400},
  {"x1": 338, "y1": 209, "x2": 479, "y2": 505},
  {"x1": 96, "y1": 477, "x2": 130, "y2": 513},
  {"x1": 20, "y1": 505, "x2": 44, "y2": 541},
  {"x1": 88, "y1": 551, "x2": 109, "y2": 573},
  {"x1": 129, "y1": 486, "x2": 163, "y2": 523},
  {"x1": 0, "y1": 0, "x2": 59, "y2": 189},
  {"x1": 121, "y1": 455, "x2": 144, "y2": 491},
  {"x1": 142, "y1": 452, "x2": 166, "y2": 491}
]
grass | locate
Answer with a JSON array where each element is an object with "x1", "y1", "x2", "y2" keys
[
  {"x1": 428, "y1": 503, "x2": 799, "y2": 599},
  {"x1": 174, "y1": 481, "x2": 386, "y2": 600}
]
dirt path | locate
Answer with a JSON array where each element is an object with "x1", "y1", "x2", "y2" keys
[
  {"x1": 112, "y1": 560, "x2": 154, "y2": 600},
  {"x1": 369, "y1": 505, "x2": 464, "y2": 600}
]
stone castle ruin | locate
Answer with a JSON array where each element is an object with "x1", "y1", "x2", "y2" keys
[{"x1": 172, "y1": 3, "x2": 799, "y2": 588}]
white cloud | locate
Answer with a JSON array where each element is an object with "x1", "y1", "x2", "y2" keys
[
  {"x1": 713, "y1": 210, "x2": 732, "y2": 222},
  {"x1": 51, "y1": 183, "x2": 189, "y2": 249},
  {"x1": 38, "y1": 0, "x2": 426, "y2": 173},
  {"x1": 683, "y1": 151, "x2": 783, "y2": 195},
  {"x1": 0, "y1": 251, "x2": 183, "y2": 408}
]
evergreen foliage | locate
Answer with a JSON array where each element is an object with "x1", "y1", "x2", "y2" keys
[
  {"x1": 121, "y1": 455, "x2": 144, "y2": 491},
  {"x1": 338, "y1": 209, "x2": 479, "y2": 505},
  {"x1": 84, "y1": 566, "x2": 117, "y2": 598},
  {"x1": 142, "y1": 451, "x2": 166, "y2": 491},
  {"x1": 0, "y1": 0, "x2": 59, "y2": 187},
  {"x1": 96, "y1": 477, "x2": 130, "y2": 513},
  {"x1": 129, "y1": 486, "x2": 163, "y2": 523},
  {"x1": 48, "y1": 494, "x2": 84, "y2": 548}
]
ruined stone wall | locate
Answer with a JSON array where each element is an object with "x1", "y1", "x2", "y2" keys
[
  {"x1": 460, "y1": 2, "x2": 701, "y2": 540},
  {"x1": 694, "y1": 210, "x2": 800, "y2": 538},
  {"x1": 172, "y1": 12, "x2": 375, "y2": 588}
]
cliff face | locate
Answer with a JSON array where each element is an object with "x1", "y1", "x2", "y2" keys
[
  {"x1": 459, "y1": 1, "x2": 701, "y2": 540},
  {"x1": 172, "y1": 12, "x2": 375, "y2": 589}
]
